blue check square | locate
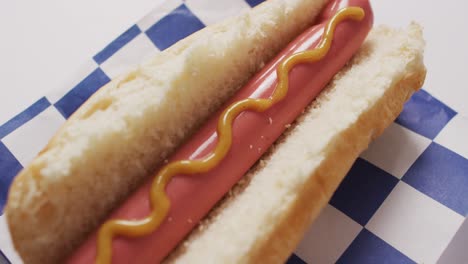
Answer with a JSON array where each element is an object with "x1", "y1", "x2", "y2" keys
[
  {"x1": 244, "y1": 0, "x2": 265, "y2": 7},
  {"x1": 0, "y1": 249, "x2": 11, "y2": 264},
  {"x1": 337, "y1": 229, "x2": 414, "y2": 264},
  {"x1": 0, "y1": 141, "x2": 23, "y2": 215},
  {"x1": 54, "y1": 68, "x2": 110, "y2": 119},
  {"x1": 396, "y1": 90, "x2": 456, "y2": 139},
  {"x1": 403, "y1": 142, "x2": 468, "y2": 216},
  {"x1": 330, "y1": 158, "x2": 398, "y2": 226},
  {"x1": 286, "y1": 254, "x2": 307, "y2": 264},
  {"x1": 145, "y1": 4, "x2": 205, "y2": 51}
]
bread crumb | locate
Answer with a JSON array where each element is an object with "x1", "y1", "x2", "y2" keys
[{"x1": 285, "y1": 124, "x2": 291, "y2": 128}]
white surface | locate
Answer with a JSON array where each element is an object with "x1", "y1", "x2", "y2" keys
[
  {"x1": 373, "y1": 0, "x2": 468, "y2": 117},
  {"x1": 295, "y1": 204, "x2": 362, "y2": 264},
  {"x1": 3, "y1": 107, "x2": 65, "y2": 166},
  {"x1": 0, "y1": 0, "x2": 161, "y2": 124},
  {"x1": 361, "y1": 123, "x2": 431, "y2": 178},
  {"x1": 435, "y1": 114, "x2": 468, "y2": 159},
  {"x1": 366, "y1": 182, "x2": 465, "y2": 264},
  {"x1": 1, "y1": 0, "x2": 468, "y2": 123},
  {"x1": 437, "y1": 218, "x2": 468, "y2": 264}
]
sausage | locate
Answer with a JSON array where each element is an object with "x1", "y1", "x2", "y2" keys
[{"x1": 68, "y1": 0, "x2": 373, "y2": 262}]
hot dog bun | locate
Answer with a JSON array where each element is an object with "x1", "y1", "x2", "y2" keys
[
  {"x1": 167, "y1": 23, "x2": 426, "y2": 264},
  {"x1": 5, "y1": 0, "x2": 425, "y2": 263}
]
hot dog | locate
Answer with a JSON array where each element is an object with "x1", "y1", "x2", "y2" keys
[
  {"x1": 68, "y1": 1, "x2": 372, "y2": 263},
  {"x1": 5, "y1": 0, "x2": 426, "y2": 263}
]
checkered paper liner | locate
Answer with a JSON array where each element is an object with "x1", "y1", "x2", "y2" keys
[{"x1": 1, "y1": 0, "x2": 467, "y2": 263}]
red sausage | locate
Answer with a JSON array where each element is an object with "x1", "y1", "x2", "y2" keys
[{"x1": 69, "y1": 0, "x2": 373, "y2": 262}]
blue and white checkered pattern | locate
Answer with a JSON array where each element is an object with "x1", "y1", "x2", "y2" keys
[{"x1": 1, "y1": 1, "x2": 467, "y2": 263}]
